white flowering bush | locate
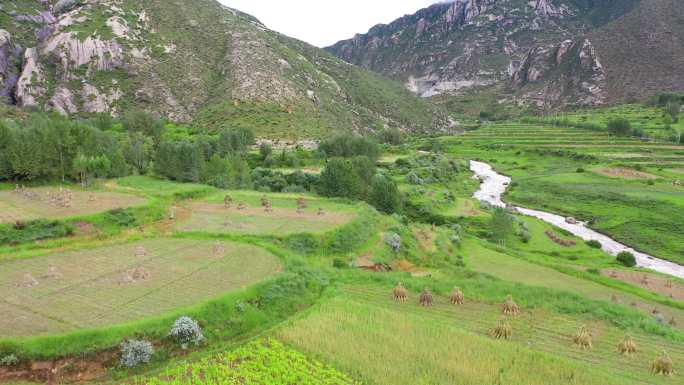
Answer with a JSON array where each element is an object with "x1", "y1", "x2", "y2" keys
[
  {"x1": 169, "y1": 316, "x2": 204, "y2": 348},
  {"x1": 385, "y1": 232, "x2": 402, "y2": 253},
  {"x1": 120, "y1": 339, "x2": 154, "y2": 367}
]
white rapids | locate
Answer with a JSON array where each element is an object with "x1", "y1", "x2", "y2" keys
[{"x1": 470, "y1": 160, "x2": 684, "y2": 280}]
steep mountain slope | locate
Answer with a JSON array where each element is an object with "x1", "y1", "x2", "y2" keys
[
  {"x1": 327, "y1": 0, "x2": 683, "y2": 108},
  {"x1": 0, "y1": 0, "x2": 447, "y2": 137}
]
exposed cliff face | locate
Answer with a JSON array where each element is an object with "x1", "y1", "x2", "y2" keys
[
  {"x1": 0, "y1": 0, "x2": 447, "y2": 136},
  {"x1": 327, "y1": 0, "x2": 679, "y2": 107}
]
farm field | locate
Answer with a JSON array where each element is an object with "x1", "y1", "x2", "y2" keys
[
  {"x1": 279, "y1": 287, "x2": 683, "y2": 385},
  {"x1": 464, "y1": 238, "x2": 684, "y2": 330},
  {"x1": 449, "y1": 122, "x2": 684, "y2": 265},
  {"x1": 0, "y1": 188, "x2": 147, "y2": 224},
  {"x1": 177, "y1": 191, "x2": 358, "y2": 236},
  {"x1": 0, "y1": 238, "x2": 281, "y2": 337}
]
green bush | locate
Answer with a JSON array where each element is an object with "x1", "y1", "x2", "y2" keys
[
  {"x1": 607, "y1": 118, "x2": 632, "y2": 136},
  {"x1": 586, "y1": 240, "x2": 602, "y2": 249},
  {"x1": 0, "y1": 220, "x2": 74, "y2": 245},
  {"x1": 616, "y1": 251, "x2": 637, "y2": 267}
]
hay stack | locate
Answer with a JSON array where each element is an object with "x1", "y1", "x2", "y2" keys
[
  {"x1": 491, "y1": 318, "x2": 512, "y2": 340},
  {"x1": 449, "y1": 287, "x2": 464, "y2": 305},
  {"x1": 617, "y1": 335, "x2": 637, "y2": 355},
  {"x1": 419, "y1": 288, "x2": 434, "y2": 307},
  {"x1": 45, "y1": 265, "x2": 63, "y2": 279},
  {"x1": 119, "y1": 270, "x2": 135, "y2": 285},
  {"x1": 135, "y1": 246, "x2": 147, "y2": 258},
  {"x1": 132, "y1": 266, "x2": 151, "y2": 281},
  {"x1": 237, "y1": 202, "x2": 247, "y2": 211},
  {"x1": 573, "y1": 325, "x2": 593, "y2": 350},
  {"x1": 651, "y1": 351, "x2": 673, "y2": 376},
  {"x1": 610, "y1": 294, "x2": 619, "y2": 303},
  {"x1": 224, "y1": 195, "x2": 233, "y2": 208},
  {"x1": 18, "y1": 273, "x2": 39, "y2": 288},
  {"x1": 640, "y1": 274, "x2": 649, "y2": 286},
  {"x1": 213, "y1": 241, "x2": 225, "y2": 256},
  {"x1": 502, "y1": 294, "x2": 520, "y2": 316},
  {"x1": 393, "y1": 282, "x2": 408, "y2": 302}
]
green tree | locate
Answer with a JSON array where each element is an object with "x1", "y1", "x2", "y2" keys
[
  {"x1": 218, "y1": 127, "x2": 255, "y2": 155},
  {"x1": 72, "y1": 154, "x2": 111, "y2": 187},
  {"x1": 607, "y1": 118, "x2": 632, "y2": 136},
  {"x1": 318, "y1": 158, "x2": 363, "y2": 199},
  {"x1": 490, "y1": 208, "x2": 514, "y2": 246},
  {"x1": 665, "y1": 101, "x2": 681, "y2": 123},
  {"x1": 616, "y1": 251, "x2": 637, "y2": 267},
  {"x1": 369, "y1": 174, "x2": 402, "y2": 214},
  {"x1": 121, "y1": 110, "x2": 165, "y2": 143}
]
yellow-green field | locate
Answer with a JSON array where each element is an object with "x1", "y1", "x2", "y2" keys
[
  {"x1": 0, "y1": 238, "x2": 281, "y2": 337},
  {"x1": 279, "y1": 287, "x2": 683, "y2": 385}
]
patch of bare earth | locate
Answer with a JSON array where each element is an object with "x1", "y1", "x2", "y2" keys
[
  {"x1": 596, "y1": 167, "x2": 657, "y2": 179},
  {"x1": 603, "y1": 270, "x2": 683, "y2": 302},
  {"x1": 0, "y1": 351, "x2": 116, "y2": 384}
]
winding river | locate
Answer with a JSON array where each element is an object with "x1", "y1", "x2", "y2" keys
[{"x1": 470, "y1": 160, "x2": 684, "y2": 280}]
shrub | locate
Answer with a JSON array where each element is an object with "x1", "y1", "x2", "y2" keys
[
  {"x1": 385, "y1": 232, "x2": 402, "y2": 253},
  {"x1": 607, "y1": 118, "x2": 632, "y2": 136},
  {"x1": 616, "y1": 251, "x2": 637, "y2": 267},
  {"x1": 0, "y1": 354, "x2": 19, "y2": 367},
  {"x1": 586, "y1": 240, "x2": 602, "y2": 249},
  {"x1": 576, "y1": 167, "x2": 585, "y2": 173},
  {"x1": 332, "y1": 257, "x2": 348, "y2": 269},
  {"x1": 169, "y1": 316, "x2": 204, "y2": 348},
  {"x1": 120, "y1": 339, "x2": 154, "y2": 367},
  {"x1": 105, "y1": 208, "x2": 137, "y2": 227}
]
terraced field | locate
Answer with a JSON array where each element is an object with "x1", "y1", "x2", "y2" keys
[
  {"x1": 450, "y1": 122, "x2": 684, "y2": 265},
  {"x1": 177, "y1": 191, "x2": 358, "y2": 236},
  {"x1": 0, "y1": 238, "x2": 281, "y2": 337},
  {"x1": 280, "y1": 286, "x2": 683, "y2": 385},
  {"x1": 0, "y1": 188, "x2": 147, "y2": 224}
]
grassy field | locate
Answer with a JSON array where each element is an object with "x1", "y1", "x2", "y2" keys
[
  {"x1": 279, "y1": 288, "x2": 683, "y2": 385},
  {"x1": 0, "y1": 238, "x2": 281, "y2": 337},
  {"x1": 0, "y1": 188, "x2": 147, "y2": 224}
]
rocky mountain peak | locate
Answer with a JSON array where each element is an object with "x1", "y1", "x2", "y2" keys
[{"x1": 327, "y1": 0, "x2": 684, "y2": 108}]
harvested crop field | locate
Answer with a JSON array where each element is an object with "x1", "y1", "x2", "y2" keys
[
  {"x1": 602, "y1": 270, "x2": 684, "y2": 302},
  {"x1": 595, "y1": 167, "x2": 657, "y2": 180},
  {"x1": 279, "y1": 286, "x2": 684, "y2": 385},
  {"x1": 177, "y1": 202, "x2": 357, "y2": 236},
  {"x1": 0, "y1": 238, "x2": 281, "y2": 337},
  {"x1": 0, "y1": 188, "x2": 146, "y2": 224}
]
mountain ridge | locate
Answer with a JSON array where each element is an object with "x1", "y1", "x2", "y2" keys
[
  {"x1": 0, "y1": 0, "x2": 448, "y2": 137},
  {"x1": 327, "y1": 0, "x2": 684, "y2": 109}
]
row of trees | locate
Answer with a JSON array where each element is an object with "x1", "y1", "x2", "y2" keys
[
  {"x1": 317, "y1": 135, "x2": 402, "y2": 214},
  {"x1": 0, "y1": 112, "x2": 403, "y2": 213}
]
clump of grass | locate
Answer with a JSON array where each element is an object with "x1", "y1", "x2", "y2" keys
[
  {"x1": 651, "y1": 351, "x2": 673, "y2": 376},
  {"x1": 617, "y1": 335, "x2": 637, "y2": 355},
  {"x1": 573, "y1": 325, "x2": 593, "y2": 350},
  {"x1": 393, "y1": 282, "x2": 408, "y2": 302},
  {"x1": 491, "y1": 318, "x2": 512, "y2": 340},
  {"x1": 449, "y1": 287, "x2": 464, "y2": 305},
  {"x1": 419, "y1": 287, "x2": 434, "y2": 307},
  {"x1": 502, "y1": 294, "x2": 520, "y2": 316}
]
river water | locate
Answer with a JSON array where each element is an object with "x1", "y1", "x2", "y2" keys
[{"x1": 470, "y1": 160, "x2": 684, "y2": 280}]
